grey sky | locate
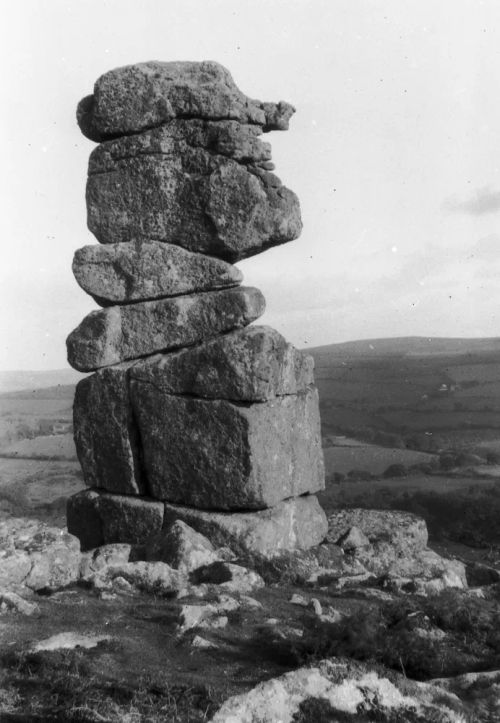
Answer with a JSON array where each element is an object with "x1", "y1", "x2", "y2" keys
[{"x1": 2, "y1": 0, "x2": 500, "y2": 370}]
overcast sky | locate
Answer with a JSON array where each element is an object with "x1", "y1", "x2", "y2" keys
[{"x1": 2, "y1": 0, "x2": 500, "y2": 370}]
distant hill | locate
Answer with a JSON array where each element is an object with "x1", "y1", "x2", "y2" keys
[
  {"x1": 308, "y1": 336, "x2": 500, "y2": 359},
  {"x1": 0, "y1": 369, "x2": 86, "y2": 395}
]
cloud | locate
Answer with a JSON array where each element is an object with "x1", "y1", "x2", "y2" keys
[{"x1": 443, "y1": 187, "x2": 500, "y2": 216}]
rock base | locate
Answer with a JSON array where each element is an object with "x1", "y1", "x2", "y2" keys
[{"x1": 67, "y1": 489, "x2": 327, "y2": 558}]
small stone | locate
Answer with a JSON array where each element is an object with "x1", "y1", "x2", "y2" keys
[
  {"x1": 336, "y1": 526, "x2": 370, "y2": 552},
  {"x1": 190, "y1": 635, "x2": 218, "y2": 650},
  {"x1": 290, "y1": 594, "x2": 308, "y2": 607},
  {"x1": 308, "y1": 598, "x2": 322, "y2": 616},
  {"x1": 177, "y1": 604, "x2": 217, "y2": 633},
  {"x1": 213, "y1": 594, "x2": 240, "y2": 613},
  {"x1": 0, "y1": 592, "x2": 39, "y2": 616},
  {"x1": 67, "y1": 286, "x2": 265, "y2": 372},
  {"x1": 79, "y1": 544, "x2": 132, "y2": 580},
  {"x1": 319, "y1": 608, "x2": 344, "y2": 624},
  {"x1": 73, "y1": 240, "x2": 242, "y2": 305},
  {"x1": 111, "y1": 576, "x2": 134, "y2": 593},
  {"x1": 32, "y1": 633, "x2": 111, "y2": 652},
  {"x1": 239, "y1": 595, "x2": 263, "y2": 610}
]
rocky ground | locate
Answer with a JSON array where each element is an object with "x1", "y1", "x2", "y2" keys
[{"x1": 1, "y1": 505, "x2": 500, "y2": 721}]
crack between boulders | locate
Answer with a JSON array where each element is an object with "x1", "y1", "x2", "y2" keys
[
  {"x1": 92, "y1": 112, "x2": 266, "y2": 143},
  {"x1": 128, "y1": 376, "x2": 303, "y2": 406}
]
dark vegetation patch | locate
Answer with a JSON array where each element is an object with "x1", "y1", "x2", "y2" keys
[
  {"x1": 0, "y1": 647, "x2": 222, "y2": 722},
  {"x1": 246, "y1": 590, "x2": 500, "y2": 682}
]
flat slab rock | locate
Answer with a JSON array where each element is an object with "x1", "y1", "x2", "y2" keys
[
  {"x1": 77, "y1": 60, "x2": 295, "y2": 140},
  {"x1": 88, "y1": 118, "x2": 272, "y2": 169},
  {"x1": 66, "y1": 286, "x2": 264, "y2": 372},
  {"x1": 131, "y1": 385, "x2": 324, "y2": 509},
  {"x1": 73, "y1": 240, "x2": 242, "y2": 305},
  {"x1": 66, "y1": 490, "x2": 327, "y2": 559},
  {"x1": 211, "y1": 658, "x2": 467, "y2": 722},
  {"x1": 130, "y1": 325, "x2": 314, "y2": 401},
  {"x1": 86, "y1": 128, "x2": 301, "y2": 261},
  {"x1": 0, "y1": 517, "x2": 80, "y2": 593},
  {"x1": 164, "y1": 496, "x2": 328, "y2": 559}
]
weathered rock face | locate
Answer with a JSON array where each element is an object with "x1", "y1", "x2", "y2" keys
[
  {"x1": 73, "y1": 363, "x2": 144, "y2": 495},
  {"x1": 131, "y1": 384, "x2": 324, "y2": 509},
  {"x1": 66, "y1": 286, "x2": 265, "y2": 372},
  {"x1": 163, "y1": 496, "x2": 328, "y2": 558},
  {"x1": 77, "y1": 61, "x2": 295, "y2": 141},
  {"x1": 67, "y1": 489, "x2": 164, "y2": 551},
  {"x1": 73, "y1": 240, "x2": 243, "y2": 305},
  {"x1": 0, "y1": 517, "x2": 81, "y2": 593},
  {"x1": 130, "y1": 326, "x2": 314, "y2": 401},
  {"x1": 211, "y1": 658, "x2": 468, "y2": 723},
  {"x1": 86, "y1": 131, "x2": 301, "y2": 260}
]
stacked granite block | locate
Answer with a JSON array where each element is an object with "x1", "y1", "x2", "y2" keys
[{"x1": 66, "y1": 61, "x2": 327, "y2": 559}]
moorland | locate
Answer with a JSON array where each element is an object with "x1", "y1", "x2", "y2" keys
[{"x1": 1, "y1": 337, "x2": 500, "y2": 720}]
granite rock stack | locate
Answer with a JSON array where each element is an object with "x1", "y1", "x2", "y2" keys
[{"x1": 66, "y1": 61, "x2": 327, "y2": 560}]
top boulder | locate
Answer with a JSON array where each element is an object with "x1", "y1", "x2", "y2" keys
[{"x1": 77, "y1": 61, "x2": 295, "y2": 141}]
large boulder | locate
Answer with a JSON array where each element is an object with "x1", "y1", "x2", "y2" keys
[
  {"x1": 130, "y1": 385, "x2": 324, "y2": 509},
  {"x1": 211, "y1": 658, "x2": 467, "y2": 723},
  {"x1": 66, "y1": 286, "x2": 265, "y2": 372},
  {"x1": 67, "y1": 490, "x2": 164, "y2": 551},
  {"x1": 73, "y1": 363, "x2": 144, "y2": 495},
  {"x1": 163, "y1": 496, "x2": 327, "y2": 558},
  {"x1": 130, "y1": 326, "x2": 314, "y2": 401},
  {"x1": 77, "y1": 61, "x2": 295, "y2": 141},
  {"x1": 86, "y1": 129, "x2": 301, "y2": 261},
  {"x1": 0, "y1": 517, "x2": 80, "y2": 593},
  {"x1": 326, "y1": 509, "x2": 429, "y2": 554},
  {"x1": 73, "y1": 240, "x2": 242, "y2": 305}
]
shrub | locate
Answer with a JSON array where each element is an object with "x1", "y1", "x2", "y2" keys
[{"x1": 383, "y1": 464, "x2": 407, "y2": 479}]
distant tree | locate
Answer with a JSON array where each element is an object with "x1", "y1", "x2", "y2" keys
[
  {"x1": 383, "y1": 464, "x2": 408, "y2": 479},
  {"x1": 439, "y1": 452, "x2": 457, "y2": 471},
  {"x1": 347, "y1": 469, "x2": 372, "y2": 481},
  {"x1": 486, "y1": 451, "x2": 500, "y2": 466}
]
